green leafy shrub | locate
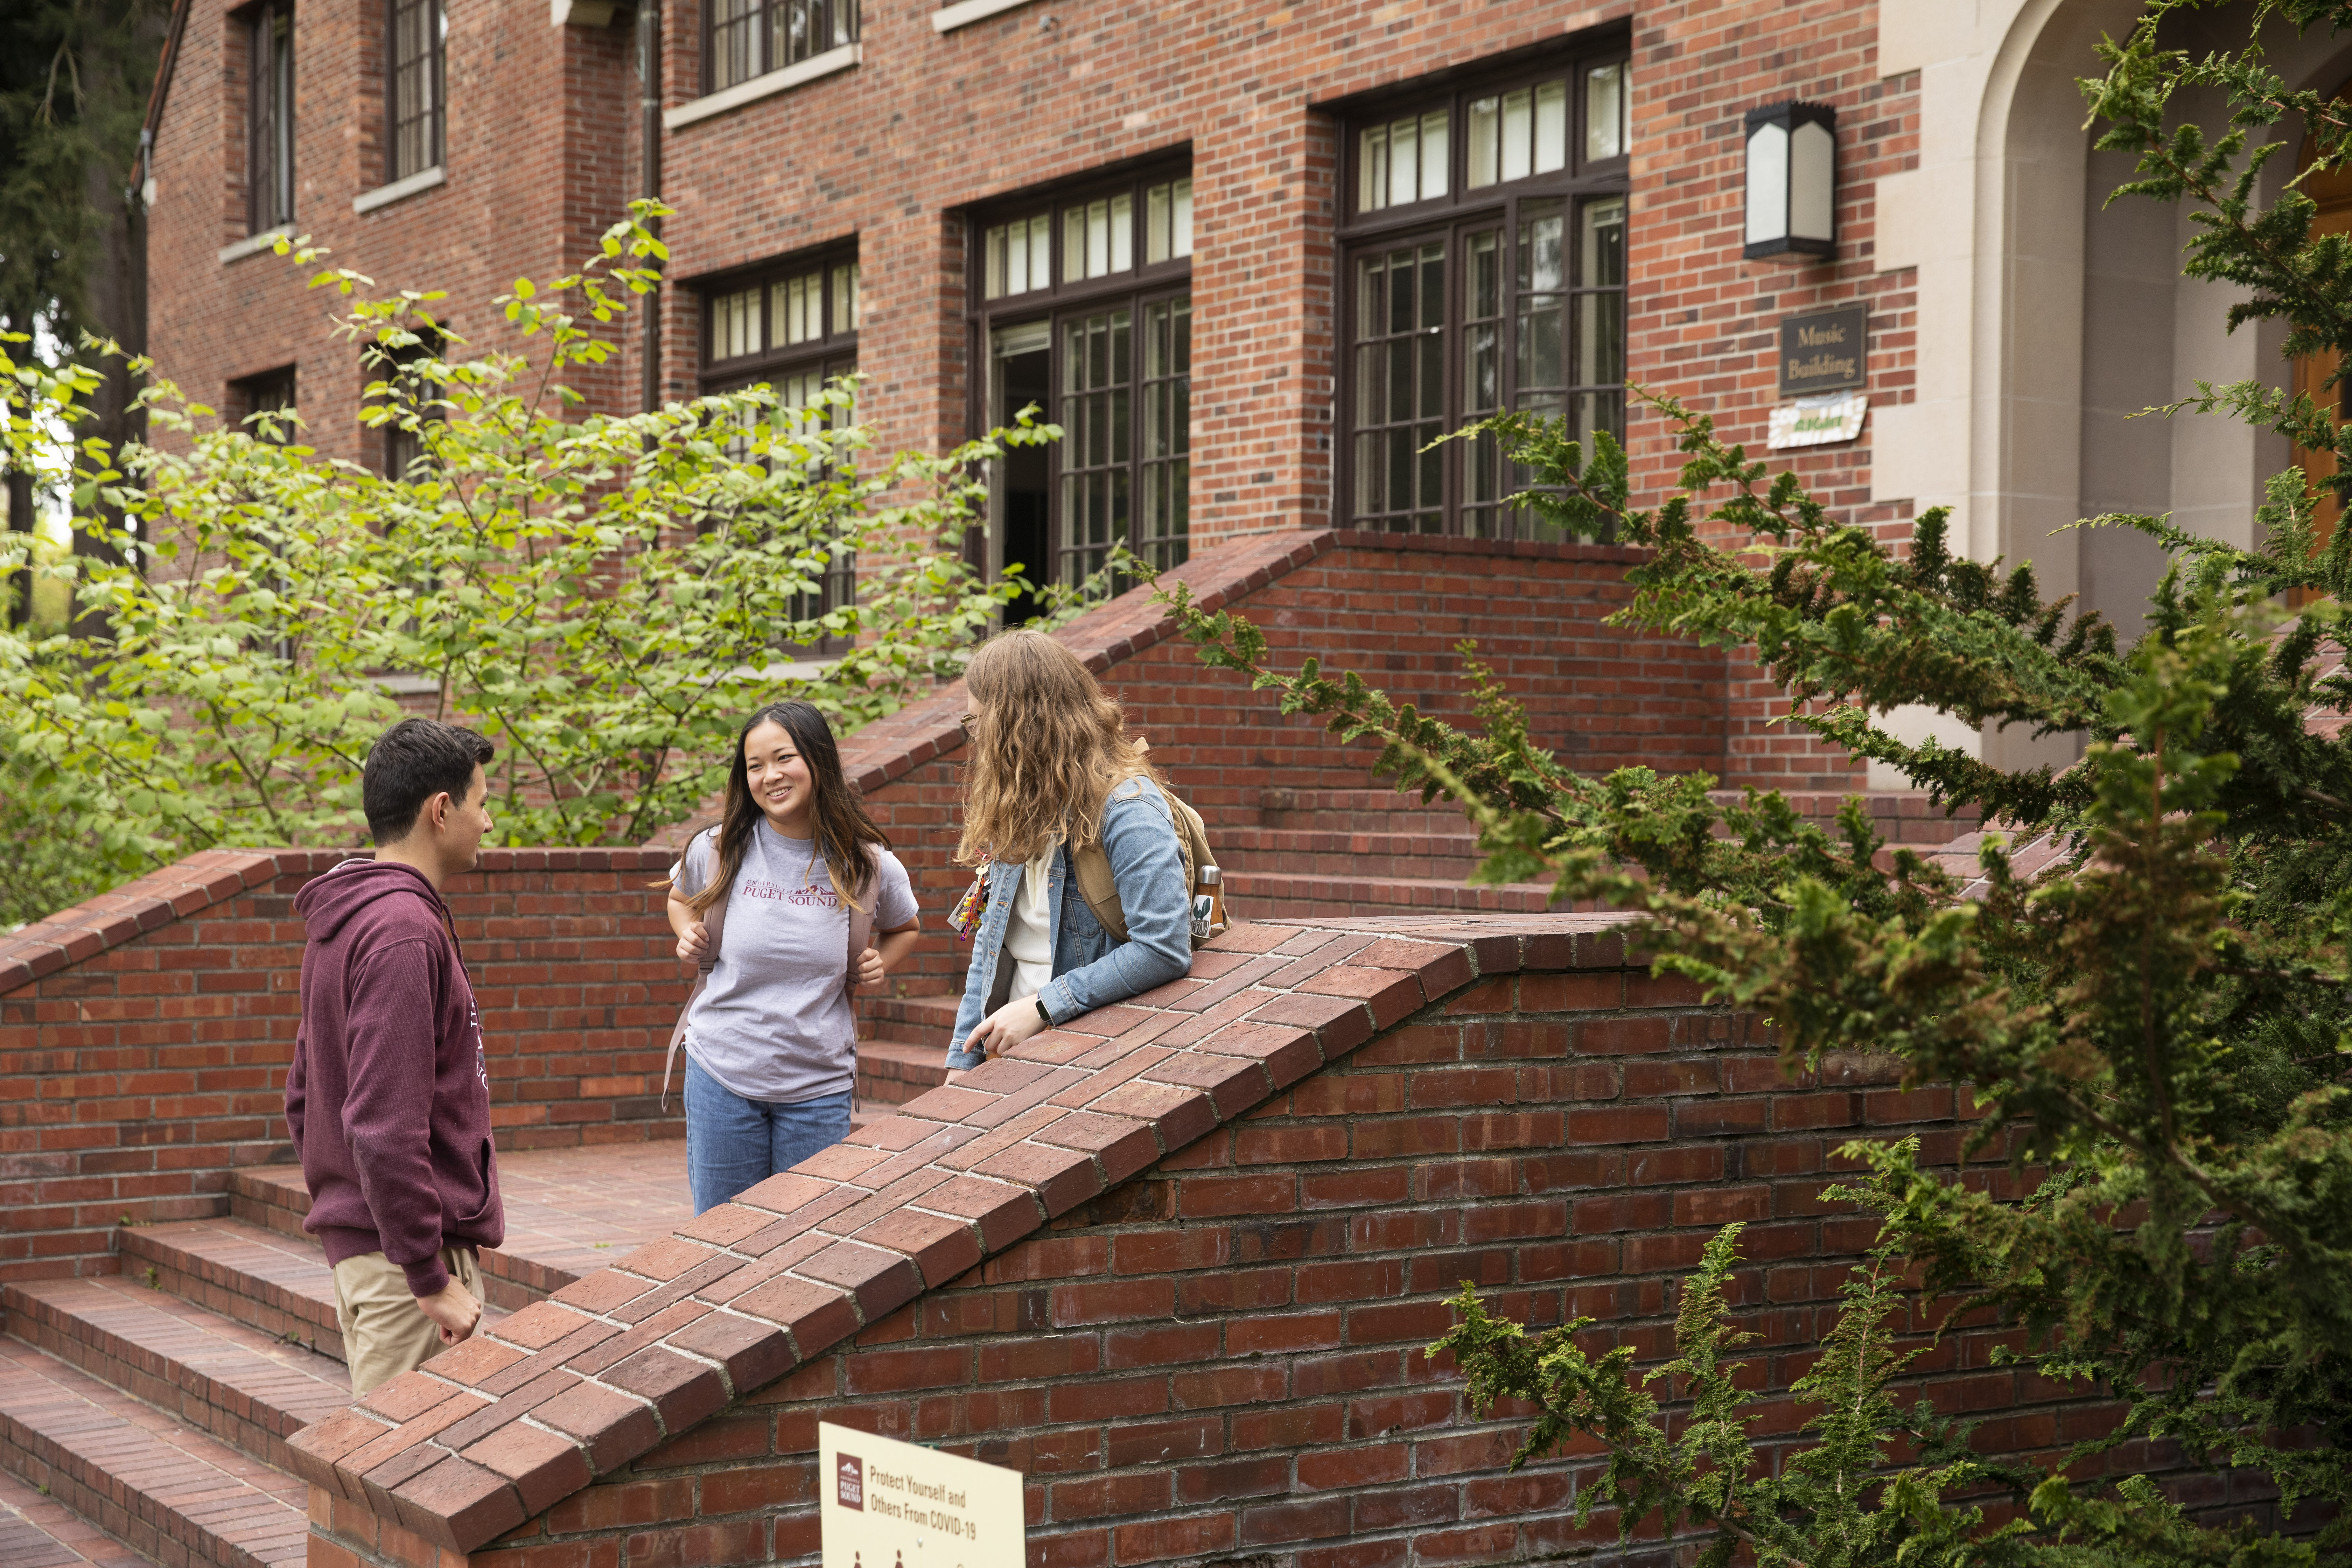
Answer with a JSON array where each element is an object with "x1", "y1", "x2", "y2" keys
[
  {"x1": 1153, "y1": 7, "x2": 2352, "y2": 1563},
  {"x1": 0, "y1": 202, "x2": 1051, "y2": 901}
]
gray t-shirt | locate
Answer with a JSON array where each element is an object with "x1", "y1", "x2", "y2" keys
[{"x1": 673, "y1": 822, "x2": 917, "y2": 1104}]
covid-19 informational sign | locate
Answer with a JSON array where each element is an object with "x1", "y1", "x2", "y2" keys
[{"x1": 819, "y1": 1423, "x2": 1024, "y2": 1568}]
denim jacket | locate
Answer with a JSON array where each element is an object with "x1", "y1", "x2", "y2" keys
[{"x1": 946, "y1": 775, "x2": 1193, "y2": 1069}]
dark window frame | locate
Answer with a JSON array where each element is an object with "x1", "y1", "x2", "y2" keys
[
  {"x1": 964, "y1": 159, "x2": 1197, "y2": 603},
  {"x1": 387, "y1": 0, "x2": 446, "y2": 182},
  {"x1": 697, "y1": 241, "x2": 861, "y2": 390},
  {"x1": 245, "y1": 0, "x2": 295, "y2": 234},
  {"x1": 232, "y1": 365, "x2": 299, "y2": 440},
  {"x1": 696, "y1": 242, "x2": 862, "y2": 656},
  {"x1": 1334, "y1": 43, "x2": 1632, "y2": 539},
  {"x1": 369, "y1": 326, "x2": 446, "y2": 480},
  {"x1": 704, "y1": 0, "x2": 860, "y2": 97}
]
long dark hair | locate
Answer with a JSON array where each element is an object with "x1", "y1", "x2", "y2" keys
[{"x1": 682, "y1": 701, "x2": 889, "y2": 913}]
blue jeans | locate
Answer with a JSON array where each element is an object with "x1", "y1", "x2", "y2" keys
[{"x1": 683, "y1": 1056, "x2": 853, "y2": 1215}]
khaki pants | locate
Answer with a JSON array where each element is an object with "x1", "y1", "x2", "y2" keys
[{"x1": 331, "y1": 1245, "x2": 483, "y2": 1398}]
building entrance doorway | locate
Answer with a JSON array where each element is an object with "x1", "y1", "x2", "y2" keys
[
  {"x1": 2293, "y1": 91, "x2": 2352, "y2": 571},
  {"x1": 990, "y1": 320, "x2": 1052, "y2": 624}
]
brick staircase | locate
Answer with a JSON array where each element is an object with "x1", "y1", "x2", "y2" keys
[
  {"x1": 0, "y1": 1144, "x2": 698, "y2": 1568},
  {"x1": 846, "y1": 783, "x2": 1982, "y2": 1102}
]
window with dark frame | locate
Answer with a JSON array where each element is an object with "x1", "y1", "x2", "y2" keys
[
  {"x1": 698, "y1": 245, "x2": 862, "y2": 653},
  {"x1": 370, "y1": 328, "x2": 445, "y2": 480},
  {"x1": 388, "y1": 0, "x2": 445, "y2": 181},
  {"x1": 1340, "y1": 47, "x2": 1630, "y2": 539},
  {"x1": 706, "y1": 0, "x2": 858, "y2": 96},
  {"x1": 229, "y1": 365, "x2": 300, "y2": 656},
  {"x1": 233, "y1": 366, "x2": 299, "y2": 440},
  {"x1": 246, "y1": 0, "x2": 295, "y2": 234},
  {"x1": 970, "y1": 164, "x2": 1194, "y2": 620}
]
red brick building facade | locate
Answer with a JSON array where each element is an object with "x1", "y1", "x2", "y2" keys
[
  {"x1": 3, "y1": 5, "x2": 2303, "y2": 1562},
  {"x1": 143, "y1": 0, "x2": 1950, "y2": 791}
]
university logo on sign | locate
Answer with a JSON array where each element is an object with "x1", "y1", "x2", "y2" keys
[{"x1": 820, "y1": 1422, "x2": 1023, "y2": 1568}]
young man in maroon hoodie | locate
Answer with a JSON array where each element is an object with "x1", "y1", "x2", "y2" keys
[{"x1": 288, "y1": 718, "x2": 503, "y2": 1395}]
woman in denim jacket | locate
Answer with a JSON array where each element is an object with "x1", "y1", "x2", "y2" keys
[{"x1": 945, "y1": 631, "x2": 1193, "y2": 1072}]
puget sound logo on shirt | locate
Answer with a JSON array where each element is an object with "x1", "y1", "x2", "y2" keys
[{"x1": 739, "y1": 878, "x2": 841, "y2": 909}]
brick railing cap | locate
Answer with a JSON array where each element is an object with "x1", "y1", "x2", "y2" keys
[
  {"x1": 1, "y1": 844, "x2": 689, "y2": 997},
  {"x1": 285, "y1": 909, "x2": 1647, "y2": 1551},
  {"x1": 644, "y1": 528, "x2": 1352, "y2": 849}
]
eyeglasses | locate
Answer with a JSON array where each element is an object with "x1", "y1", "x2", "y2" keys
[{"x1": 958, "y1": 711, "x2": 979, "y2": 733}]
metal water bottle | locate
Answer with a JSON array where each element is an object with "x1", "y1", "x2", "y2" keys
[{"x1": 1191, "y1": 864, "x2": 1224, "y2": 942}]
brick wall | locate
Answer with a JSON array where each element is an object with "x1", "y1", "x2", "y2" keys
[
  {"x1": 741, "y1": 528, "x2": 1731, "y2": 1003},
  {"x1": 291, "y1": 911, "x2": 2164, "y2": 1568},
  {"x1": 153, "y1": 0, "x2": 1905, "y2": 562},
  {"x1": 1, "y1": 525, "x2": 1730, "y2": 1282},
  {"x1": 147, "y1": 0, "x2": 1905, "y2": 794},
  {"x1": 146, "y1": 0, "x2": 635, "y2": 469},
  {"x1": 1625, "y1": 0, "x2": 1912, "y2": 792},
  {"x1": 0, "y1": 848, "x2": 687, "y2": 1281}
]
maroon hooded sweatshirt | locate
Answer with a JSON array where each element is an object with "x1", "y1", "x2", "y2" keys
[{"x1": 288, "y1": 859, "x2": 502, "y2": 1297}]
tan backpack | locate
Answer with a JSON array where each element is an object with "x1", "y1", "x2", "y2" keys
[{"x1": 1069, "y1": 778, "x2": 1230, "y2": 948}]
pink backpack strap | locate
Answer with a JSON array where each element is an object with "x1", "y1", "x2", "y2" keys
[{"x1": 661, "y1": 833, "x2": 727, "y2": 1112}]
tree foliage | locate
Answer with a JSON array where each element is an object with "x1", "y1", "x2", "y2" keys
[
  {"x1": 1159, "y1": 5, "x2": 2352, "y2": 1563},
  {"x1": 0, "y1": 0, "x2": 161, "y2": 341},
  {"x1": 0, "y1": 204, "x2": 1050, "y2": 887}
]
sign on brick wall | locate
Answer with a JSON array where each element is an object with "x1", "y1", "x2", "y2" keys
[
  {"x1": 1777, "y1": 304, "x2": 1867, "y2": 395},
  {"x1": 821, "y1": 1423, "x2": 1023, "y2": 1568}
]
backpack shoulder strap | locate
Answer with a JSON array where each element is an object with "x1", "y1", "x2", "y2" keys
[
  {"x1": 662, "y1": 827, "x2": 729, "y2": 1112},
  {"x1": 1072, "y1": 842, "x2": 1128, "y2": 946},
  {"x1": 846, "y1": 847, "x2": 876, "y2": 992},
  {"x1": 1073, "y1": 777, "x2": 1189, "y2": 947}
]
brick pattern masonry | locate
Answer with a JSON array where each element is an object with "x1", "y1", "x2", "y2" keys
[{"x1": 292, "y1": 910, "x2": 2186, "y2": 1568}]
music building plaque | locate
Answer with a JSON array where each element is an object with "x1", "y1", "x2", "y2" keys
[{"x1": 1778, "y1": 304, "x2": 1867, "y2": 396}]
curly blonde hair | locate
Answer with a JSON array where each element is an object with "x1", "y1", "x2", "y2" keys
[{"x1": 954, "y1": 629, "x2": 1157, "y2": 864}]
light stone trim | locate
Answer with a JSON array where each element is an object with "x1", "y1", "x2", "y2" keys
[
  {"x1": 353, "y1": 165, "x2": 446, "y2": 215},
  {"x1": 663, "y1": 43, "x2": 859, "y2": 130},
  {"x1": 933, "y1": 0, "x2": 1033, "y2": 32},
  {"x1": 217, "y1": 226, "x2": 293, "y2": 266}
]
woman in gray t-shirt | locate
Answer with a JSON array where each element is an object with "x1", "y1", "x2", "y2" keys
[{"x1": 667, "y1": 702, "x2": 920, "y2": 1213}]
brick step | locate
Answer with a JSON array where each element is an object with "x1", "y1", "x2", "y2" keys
[
  {"x1": 856, "y1": 991, "x2": 963, "y2": 1048},
  {"x1": 1706, "y1": 790, "x2": 1981, "y2": 847},
  {"x1": 119, "y1": 1221, "x2": 348, "y2": 1363},
  {"x1": 1212, "y1": 825, "x2": 1484, "y2": 882},
  {"x1": 858, "y1": 1037, "x2": 955, "y2": 1098},
  {"x1": 0, "y1": 1463, "x2": 149, "y2": 1568},
  {"x1": 1227, "y1": 868, "x2": 1572, "y2": 919},
  {"x1": 233, "y1": 1138, "x2": 702, "y2": 1310},
  {"x1": 1222, "y1": 785, "x2": 1979, "y2": 849},
  {"x1": 3, "y1": 1276, "x2": 350, "y2": 1474},
  {"x1": 1232, "y1": 787, "x2": 1465, "y2": 833},
  {"x1": 0, "y1": 1335, "x2": 308, "y2": 1568}
]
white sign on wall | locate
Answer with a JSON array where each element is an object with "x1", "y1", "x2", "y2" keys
[
  {"x1": 820, "y1": 1423, "x2": 1025, "y2": 1568},
  {"x1": 1768, "y1": 391, "x2": 1869, "y2": 449}
]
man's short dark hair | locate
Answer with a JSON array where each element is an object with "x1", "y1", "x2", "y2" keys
[{"x1": 364, "y1": 719, "x2": 495, "y2": 844}]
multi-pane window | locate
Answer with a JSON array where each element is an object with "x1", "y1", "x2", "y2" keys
[
  {"x1": 235, "y1": 366, "x2": 299, "y2": 439},
  {"x1": 700, "y1": 247, "x2": 861, "y2": 651},
  {"x1": 973, "y1": 167, "x2": 1194, "y2": 612},
  {"x1": 247, "y1": 1, "x2": 294, "y2": 233},
  {"x1": 371, "y1": 329, "x2": 444, "y2": 479},
  {"x1": 986, "y1": 177, "x2": 1190, "y2": 300},
  {"x1": 707, "y1": 0, "x2": 858, "y2": 94},
  {"x1": 1342, "y1": 48, "x2": 1631, "y2": 538},
  {"x1": 388, "y1": 0, "x2": 444, "y2": 180}
]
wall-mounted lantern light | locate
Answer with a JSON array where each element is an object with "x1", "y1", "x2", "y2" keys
[{"x1": 1743, "y1": 100, "x2": 1836, "y2": 263}]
